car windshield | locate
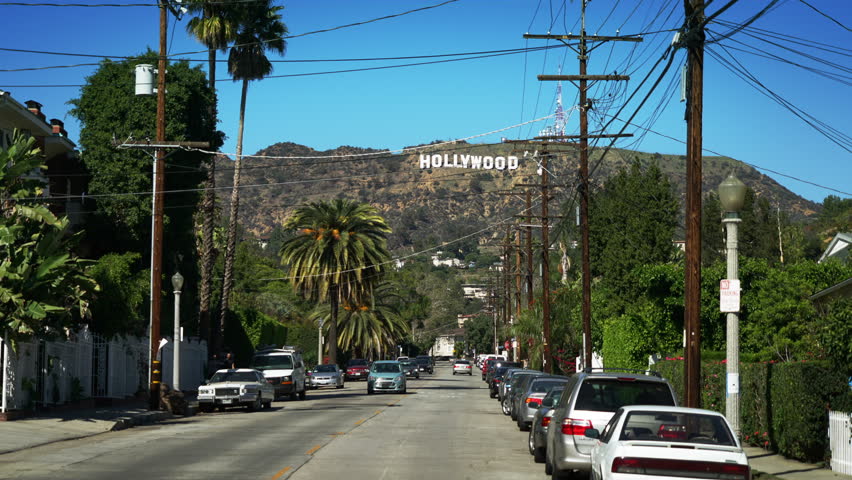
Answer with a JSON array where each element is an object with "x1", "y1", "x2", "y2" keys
[
  {"x1": 347, "y1": 359, "x2": 368, "y2": 367},
  {"x1": 619, "y1": 411, "x2": 736, "y2": 446},
  {"x1": 575, "y1": 379, "x2": 675, "y2": 412},
  {"x1": 314, "y1": 365, "x2": 337, "y2": 373},
  {"x1": 373, "y1": 363, "x2": 401, "y2": 373},
  {"x1": 415, "y1": 358, "x2": 429, "y2": 365},
  {"x1": 455, "y1": 361, "x2": 470, "y2": 365},
  {"x1": 400, "y1": 361, "x2": 414, "y2": 367},
  {"x1": 250, "y1": 355, "x2": 293, "y2": 370},
  {"x1": 209, "y1": 371, "x2": 258, "y2": 383}
]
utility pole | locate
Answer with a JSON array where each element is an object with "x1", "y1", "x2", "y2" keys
[
  {"x1": 540, "y1": 147, "x2": 552, "y2": 374},
  {"x1": 149, "y1": 0, "x2": 168, "y2": 410},
  {"x1": 525, "y1": 190, "x2": 534, "y2": 308},
  {"x1": 526, "y1": 0, "x2": 640, "y2": 371},
  {"x1": 683, "y1": 0, "x2": 705, "y2": 409},
  {"x1": 515, "y1": 227, "x2": 522, "y2": 363}
]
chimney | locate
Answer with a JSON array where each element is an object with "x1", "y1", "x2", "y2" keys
[
  {"x1": 25, "y1": 100, "x2": 46, "y2": 121},
  {"x1": 50, "y1": 118, "x2": 67, "y2": 137}
]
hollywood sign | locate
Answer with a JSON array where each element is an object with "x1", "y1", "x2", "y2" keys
[{"x1": 419, "y1": 153, "x2": 520, "y2": 171}]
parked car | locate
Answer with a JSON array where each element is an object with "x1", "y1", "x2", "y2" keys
[
  {"x1": 197, "y1": 369, "x2": 274, "y2": 412},
  {"x1": 544, "y1": 369, "x2": 678, "y2": 479},
  {"x1": 529, "y1": 386, "x2": 566, "y2": 463},
  {"x1": 415, "y1": 355, "x2": 434, "y2": 374},
  {"x1": 308, "y1": 364, "x2": 344, "y2": 389},
  {"x1": 345, "y1": 358, "x2": 370, "y2": 381},
  {"x1": 367, "y1": 361, "x2": 407, "y2": 394},
  {"x1": 586, "y1": 405, "x2": 749, "y2": 480},
  {"x1": 453, "y1": 359, "x2": 473, "y2": 375},
  {"x1": 502, "y1": 370, "x2": 543, "y2": 416},
  {"x1": 249, "y1": 346, "x2": 307, "y2": 400},
  {"x1": 488, "y1": 363, "x2": 523, "y2": 398},
  {"x1": 508, "y1": 372, "x2": 547, "y2": 420},
  {"x1": 513, "y1": 375, "x2": 571, "y2": 431},
  {"x1": 497, "y1": 368, "x2": 527, "y2": 402},
  {"x1": 399, "y1": 359, "x2": 420, "y2": 379}
]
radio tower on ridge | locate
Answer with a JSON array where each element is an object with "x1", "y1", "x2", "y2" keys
[{"x1": 539, "y1": 65, "x2": 567, "y2": 139}]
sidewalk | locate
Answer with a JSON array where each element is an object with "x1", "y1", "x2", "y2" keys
[
  {"x1": 745, "y1": 446, "x2": 851, "y2": 479},
  {"x1": 0, "y1": 399, "x2": 174, "y2": 455}
]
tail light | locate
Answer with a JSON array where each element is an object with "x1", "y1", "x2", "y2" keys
[
  {"x1": 525, "y1": 396, "x2": 543, "y2": 407},
  {"x1": 658, "y1": 424, "x2": 687, "y2": 440},
  {"x1": 561, "y1": 418, "x2": 593, "y2": 436},
  {"x1": 541, "y1": 415, "x2": 552, "y2": 428},
  {"x1": 612, "y1": 457, "x2": 750, "y2": 480}
]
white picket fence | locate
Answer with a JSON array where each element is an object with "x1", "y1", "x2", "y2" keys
[
  {"x1": 0, "y1": 328, "x2": 206, "y2": 411},
  {"x1": 829, "y1": 410, "x2": 852, "y2": 475}
]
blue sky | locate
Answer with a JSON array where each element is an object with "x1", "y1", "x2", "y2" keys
[{"x1": 1, "y1": 0, "x2": 849, "y2": 204}]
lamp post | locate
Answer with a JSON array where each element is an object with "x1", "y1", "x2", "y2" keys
[
  {"x1": 317, "y1": 318, "x2": 324, "y2": 366},
  {"x1": 171, "y1": 271, "x2": 184, "y2": 391},
  {"x1": 719, "y1": 173, "x2": 746, "y2": 438}
]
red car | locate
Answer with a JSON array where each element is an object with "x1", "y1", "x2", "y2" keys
[{"x1": 345, "y1": 358, "x2": 370, "y2": 381}]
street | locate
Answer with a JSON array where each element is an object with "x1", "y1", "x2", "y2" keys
[{"x1": 0, "y1": 364, "x2": 538, "y2": 479}]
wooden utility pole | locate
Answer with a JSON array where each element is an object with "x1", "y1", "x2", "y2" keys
[
  {"x1": 684, "y1": 0, "x2": 706, "y2": 409},
  {"x1": 540, "y1": 147, "x2": 553, "y2": 374},
  {"x1": 525, "y1": 191, "x2": 534, "y2": 308},
  {"x1": 526, "y1": 0, "x2": 640, "y2": 371},
  {"x1": 149, "y1": 0, "x2": 168, "y2": 410},
  {"x1": 515, "y1": 227, "x2": 522, "y2": 362}
]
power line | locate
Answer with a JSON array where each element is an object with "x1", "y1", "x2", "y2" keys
[{"x1": 797, "y1": 0, "x2": 851, "y2": 32}]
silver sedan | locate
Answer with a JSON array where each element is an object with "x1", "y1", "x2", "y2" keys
[{"x1": 308, "y1": 364, "x2": 345, "y2": 389}]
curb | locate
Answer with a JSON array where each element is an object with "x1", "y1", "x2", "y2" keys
[{"x1": 110, "y1": 410, "x2": 173, "y2": 431}]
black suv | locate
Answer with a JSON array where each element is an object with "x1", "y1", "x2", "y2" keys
[{"x1": 415, "y1": 355, "x2": 434, "y2": 374}]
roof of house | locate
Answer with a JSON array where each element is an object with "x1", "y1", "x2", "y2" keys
[{"x1": 818, "y1": 232, "x2": 851, "y2": 264}]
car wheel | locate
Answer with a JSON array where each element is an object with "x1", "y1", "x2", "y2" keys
[
  {"x1": 298, "y1": 386, "x2": 307, "y2": 400},
  {"x1": 199, "y1": 404, "x2": 213, "y2": 413},
  {"x1": 489, "y1": 389, "x2": 496, "y2": 399},
  {"x1": 468, "y1": 372, "x2": 472, "y2": 376},
  {"x1": 401, "y1": 386, "x2": 406, "y2": 394},
  {"x1": 528, "y1": 429, "x2": 536, "y2": 455},
  {"x1": 262, "y1": 399, "x2": 272, "y2": 409},
  {"x1": 502, "y1": 398, "x2": 511, "y2": 416},
  {"x1": 367, "y1": 387, "x2": 374, "y2": 395},
  {"x1": 337, "y1": 383, "x2": 344, "y2": 389},
  {"x1": 545, "y1": 457, "x2": 554, "y2": 475},
  {"x1": 533, "y1": 446, "x2": 546, "y2": 464},
  {"x1": 248, "y1": 395, "x2": 261, "y2": 411},
  {"x1": 517, "y1": 418, "x2": 529, "y2": 431}
]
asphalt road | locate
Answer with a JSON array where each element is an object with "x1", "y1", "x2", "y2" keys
[{"x1": 1, "y1": 364, "x2": 542, "y2": 479}]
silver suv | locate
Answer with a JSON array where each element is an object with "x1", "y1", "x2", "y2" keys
[{"x1": 544, "y1": 369, "x2": 677, "y2": 479}]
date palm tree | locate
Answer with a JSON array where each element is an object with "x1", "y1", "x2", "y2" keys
[
  {"x1": 279, "y1": 199, "x2": 392, "y2": 364},
  {"x1": 309, "y1": 282, "x2": 408, "y2": 360},
  {"x1": 219, "y1": 1, "x2": 287, "y2": 352},
  {"x1": 185, "y1": 0, "x2": 238, "y2": 348}
]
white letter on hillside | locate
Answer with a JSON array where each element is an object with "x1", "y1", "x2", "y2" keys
[
  {"x1": 420, "y1": 154, "x2": 430, "y2": 169},
  {"x1": 508, "y1": 156, "x2": 519, "y2": 170}
]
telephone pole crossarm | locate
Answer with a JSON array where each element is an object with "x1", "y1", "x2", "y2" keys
[
  {"x1": 524, "y1": 34, "x2": 643, "y2": 43},
  {"x1": 538, "y1": 75, "x2": 630, "y2": 81}
]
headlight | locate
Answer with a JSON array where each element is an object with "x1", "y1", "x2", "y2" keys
[{"x1": 240, "y1": 386, "x2": 257, "y2": 394}]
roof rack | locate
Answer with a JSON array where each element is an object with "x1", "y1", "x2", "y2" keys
[
  {"x1": 581, "y1": 367, "x2": 662, "y2": 378},
  {"x1": 255, "y1": 345, "x2": 301, "y2": 353}
]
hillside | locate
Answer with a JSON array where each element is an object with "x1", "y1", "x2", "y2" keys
[{"x1": 214, "y1": 141, "x2": 820, "y2": 251}]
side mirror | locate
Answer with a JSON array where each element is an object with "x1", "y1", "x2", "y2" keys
[
  {"x1": 541, "y1": 398, "x2": 554, "y2": 408},
  {"x1": 584, "y1": 428, "x2": 601, "y2": 439}
]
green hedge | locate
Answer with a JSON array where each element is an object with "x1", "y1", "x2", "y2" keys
[
  {"x1": 655, "y1": 359, "x2": 847, "y2": 463},
  {"x1": 222, "y1": 306, "x2": 320, "y2": 368}
]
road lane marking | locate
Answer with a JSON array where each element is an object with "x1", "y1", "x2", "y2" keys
[
  {"x1": 271, "y1": 466, "x2": 291, "y2": 479},
  {"x1": 305, "y1": 444, "x2": 322, "y2": 455},
  {"x1": 355, "y1": 418, "x2": 366, "y2": 425},
  {"x1": 375, "y1": 410, "x2": 382, "y2": 415}
]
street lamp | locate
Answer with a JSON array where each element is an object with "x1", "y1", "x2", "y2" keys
[
  {"x1": 718, "y1": 173, "x2": 746, "y2": 438},
  {"x1": 171, "y1": 271, "x2": 184, "y2": 391},
  {"x1": 317, "y1": 318, "x2": 324, "y2": 366}
]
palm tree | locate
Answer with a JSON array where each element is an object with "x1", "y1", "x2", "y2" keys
[
  {"x1": 279, "y1": 199, "x2": 392, "y2": 364},
  {"x1": 185, "y1": 1, "x2": 238, "y2": 347},
  {"x1": 309, "y1": 282, "x2": 409, "y2": 360},
  {"x1": 219, "y1": 1, "x2": 287, "y2": 352}
]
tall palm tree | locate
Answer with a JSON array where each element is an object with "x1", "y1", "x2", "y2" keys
[
  {"x1": 218, "y1": 1, "x2": 287, "y2": 353},
  {"x1": 279, "y1": 199, "x2": 392, "y2": 364},
  {"x1": 185, "y1": 1, "x2": 238, "y2": 347}
]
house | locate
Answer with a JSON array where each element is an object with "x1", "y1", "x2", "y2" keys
[
  {"x1": 430, "y1": 328, "x2": 465, "y2": 360},
  {"x1": 0, "y1": 90, "x2": 87, "y2": 228},
  {"x1": 811, "y1": 232, "x2": 852, "y2": 303},
  {"x1": 462, "y1": 284, "x2": 488, "y2": 299}
]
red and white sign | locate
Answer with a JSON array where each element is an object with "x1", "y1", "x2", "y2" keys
[{"x1": 720, "y1": 279, "x2": 741, "y2": 313}]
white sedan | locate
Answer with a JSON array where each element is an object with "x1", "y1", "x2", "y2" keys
[
  {"x1": 586, "y1": 405, "x2": 749, "y2": 480},
  {"x1": 452, "y1": 360, "x2": 473, "y2": 375},
  {"x1": 197, "y1": 369, "x2": 275, "y2": 412}
]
